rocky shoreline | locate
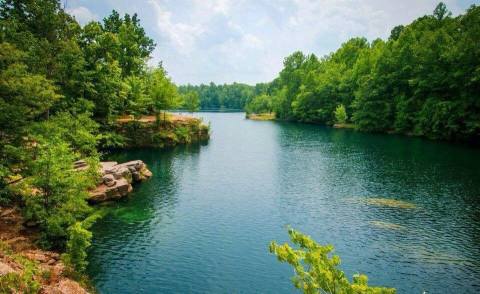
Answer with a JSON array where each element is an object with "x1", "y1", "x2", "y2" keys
[
  {"x1": 1, "y1": 206, "x2": 90, "y2": 294},
  {"x1": 1, "y1": 159, "x2": 153, "y2": 293}
]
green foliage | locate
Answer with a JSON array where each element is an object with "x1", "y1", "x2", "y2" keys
[
  {"x1": 248, "y1": 3, "x2": 480, "y2": 142},
  {"x1": 179, "y1": 82, "x2": 257, "y2": 110},
  {"x1": 0, "y1": 42, "x2": 61, "y2": 165},
  {"x1": 23, "y1": 140, "x2": 98, "y2": 249},
  {"x1": 245, "y1": 94, "x2": 273, "y2": 114},
  {"x1": 183, "y1": 91, "x2": 200, "y2": 112},
  {"x1": 63, "y1": 211, "x2": 105, "y2": 273},
  {"x1": 174, "y1": 127, "x2": 192, "y2": 143},
  {"x1": 30, "y1": 112, "x2": 100, "y2": 157},
  {"x1": 334, "y1": 105, "x2": 348, "y2": 124},
  {"x1": 269, "y1": 229, "x2": 395, "y2": 294},
  {"x1": 147, "y1": 66, "x2": 182, "y2": 122},
  {"x1": 0, "y1": 257, "x2": 40, "y2": 294},
  {"x1": 0, "y1": 241, "x2": 41, "y2": 294}
]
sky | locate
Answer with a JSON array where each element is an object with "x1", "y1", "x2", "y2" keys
[{"x1": 65, "y1": 0, "x2": 479, "y2": 85}]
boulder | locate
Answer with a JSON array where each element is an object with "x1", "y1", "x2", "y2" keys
[
  {"x1": 88, "y1": 160, "x2": 151, "y2": 203},
  {"x1": 100, "y1": 161, "x2": 118, "y2": 174},
  {"x1": 102, "y1": 174, "x2": 116, "y2": 187}
]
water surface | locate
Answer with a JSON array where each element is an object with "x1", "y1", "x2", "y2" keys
[{"x1": 88, "y1": 113, "x2": 480, "y2": 293}]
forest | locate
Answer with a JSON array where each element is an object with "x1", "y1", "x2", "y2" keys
[
  {"x1": 178, "y1": 82, "x2": 264, "y2": 110},
  {"x1": 245, "y1": 3, "x2": 480, "y2": 143},
  {"x1": 0, "y1": 0, "x2": 192, "y2": 277}
]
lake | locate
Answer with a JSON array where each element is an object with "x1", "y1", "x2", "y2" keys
[{"x1": 88, "y1": 112, "x2": 480, "y2": 293}]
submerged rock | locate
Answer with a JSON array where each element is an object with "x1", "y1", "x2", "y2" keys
[{"x1": 88, "y1": 160, "x2": 152, "y2": 203}]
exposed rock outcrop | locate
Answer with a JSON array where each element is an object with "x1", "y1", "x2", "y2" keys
[
  {"x1": 87, "y1": 160, "x2": 152, "y2": 203},
  {"x1": 0, "y1": 207, "x2": 89, "y2": 294},
  {"x1": 115, "y1": 114, "x2": 210, "y2": 148}
]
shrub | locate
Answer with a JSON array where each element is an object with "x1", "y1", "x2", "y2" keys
[{"x1": 269, "y1": 228, "x2": 395, "y2": 294}]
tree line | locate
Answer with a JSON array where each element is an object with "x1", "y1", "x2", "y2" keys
[
  {"x1": 179, "y1": 82, "x2": 266, "y2": 110},
  {"x1": 246, "y1": 3, "x2": 480, "y2": 143}
]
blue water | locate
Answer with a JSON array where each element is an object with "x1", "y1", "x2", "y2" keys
[{"x1": 88, "y1": 112, "x2": 480, "y2": 293}]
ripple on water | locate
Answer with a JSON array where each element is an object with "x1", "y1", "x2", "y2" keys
[{"x1": 88, "y1": 113, "x2": 480, "y2": 294}]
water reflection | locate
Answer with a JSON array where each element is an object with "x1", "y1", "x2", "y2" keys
[{"x1": 88, "y1": 113, "x2": 480, "y2": 294}]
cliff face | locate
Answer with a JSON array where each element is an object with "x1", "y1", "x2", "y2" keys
[{"x1": 115, "y1": 114, "x2": 210, "y2": 148}]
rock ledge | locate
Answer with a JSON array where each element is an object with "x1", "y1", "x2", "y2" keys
[{"x1": 87, "y1": 160, "x2": 152, "y2": 203}]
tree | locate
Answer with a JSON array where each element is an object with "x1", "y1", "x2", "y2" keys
[
  {"x1": 0, "y1": 42, "x2": 60, "y2": 168},
  {"x1": 245, "y1": 94, "x2": 273, "y2": 114},
  {"x1": 103, "y1": 10, "x2": 155, "y2": 77},
  {"x1": 146, "y1": 66, "x2": 181, "y2": 122},
  {"x1": 433, "y1": 2, "x2": 451, "y2": 20},
  {"x1": 63, "y1": 211, "x2": 104, "y2": 272},
  {"x1": 23, "y1": 140, "x2": 98, "y2": 248},
  {"x1": 334, "y1": 104, "x2": 347, "y2": 124},
  {"x1": 270, "y1": 229, "x2": 396, "y2": 294},
  {"x1": 183, "y1": 91, "x2": 200, "y2": 113}
]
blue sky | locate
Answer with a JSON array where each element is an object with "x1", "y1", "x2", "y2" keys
[{"x1": 65, "y1": 0, "x2": 479, "y2": 85}]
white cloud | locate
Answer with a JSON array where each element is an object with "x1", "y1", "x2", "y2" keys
[
  {"x1": 192, "y1": 0, "x2": 234, "y2": 15},
  {"x1": 78, "y1": 0, "x2": 478, "y2": 84},
  {"x1": 148, "y1": 0, "x2": 205, "y2": 55},
  {"x1": 66, "y1": 6, "x2": 98, "y2": 25}
]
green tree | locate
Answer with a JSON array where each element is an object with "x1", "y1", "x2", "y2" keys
[
  {"x1": 183, "y1": 91, "x2": 200, "y2": 113},
  {"x1": 23, "y1": 140, "x2": 98, "y2": 249},
  {"x1": 245, "y1": 94, "x2": 273, "y2": 114},
  {"x1": 334, "y1": 104, "x2": 347, "y2": 124},
  {"x1": 433, "y1": 2, "x2": 451, "y2": 20},
  {"x1": 0, "y1": 42, "x2": 60, "y2": 168},
  {"x1": 270, "y1": 229, "x2": 395, "y2": 294},
  {"x1": 147, "y1": 66, "x2": 181, "y2": 122},
  {"x1": 63, "y1": 211, "x2": 104, "y2": 272}
]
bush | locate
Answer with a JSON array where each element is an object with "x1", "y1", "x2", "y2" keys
[
  {"x1": 23, "y1": 140, "x2": 98, "y2": 249},
  {"x1": 269, "y1": 228, "x2": 395, "y2": 294},
  {"x1": 334, "y1": 104, "x2": 348, "y2": 124},
  {"x1": 63, "y1": 211, "x2": 104, "y2": 273}
]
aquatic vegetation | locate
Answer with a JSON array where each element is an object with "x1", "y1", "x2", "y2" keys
[
  {"x1": 364, "y1": 198, "x2": 416, "y2": 209},
  {"x1": 343, "y1": 197, "x2": 416, "y2": 209},
  {"x1": 369, "y1": 221, "x2": 406, "y2": 230},
  {"x1": 111, "y1": 206, "x2": 153, "y2": 223}
]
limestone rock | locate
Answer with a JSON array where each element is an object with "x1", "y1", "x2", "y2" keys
[
  {"x1": 42, "y1": 278, "x2": 89, "y2": 294},
  {"x1": 88, "y1": 160, "x2": 151, "y2": 203},
  {"x1": 102, "y1": 174, "x2": 116, "y2": 187}
]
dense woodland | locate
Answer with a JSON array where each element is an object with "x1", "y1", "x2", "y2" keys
[
  {"x1": 0, "y1": 0, "x2": 188, "y2": 274},
  {"x1": 246, "y1": 3, "x2": 480, "y2": 143},
  {"x1": 178, "y1": 83, "x2": 263, "y2": 110}
]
